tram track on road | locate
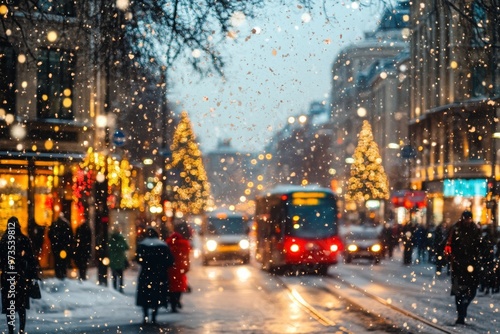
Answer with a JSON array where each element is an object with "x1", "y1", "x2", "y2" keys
[
  {"x1": 273, "y1": 275, "x2": 354, "y2": 334},
  {"x1": 274, "y1": 273, "x2": 455, "y2": 334},
  {"x1": 324, "y1": 274, "x2": 455, "y2": 334}
]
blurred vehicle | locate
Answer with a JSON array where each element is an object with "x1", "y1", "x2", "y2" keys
[
  {"x1": 200, "y1": 209, "x2": 250, "y2": 265},
  {"x1": 254, "y1": 185, "x2": 342, "y2": 275},
  {"x1": 343, "y1": 226, "x2": 383, "y2": 264}
]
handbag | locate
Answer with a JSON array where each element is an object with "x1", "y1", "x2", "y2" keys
[{"x1": 29, "y1": 280, "x2": 42, "y2": 299}]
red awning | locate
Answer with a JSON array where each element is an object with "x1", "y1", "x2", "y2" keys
[{"x1": 391, "y1": 190, "x2": 427, "y2": 209}]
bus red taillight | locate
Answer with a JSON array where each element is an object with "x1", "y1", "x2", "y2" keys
[{"x1": 290, "y1": 243, "x2": 300, "y2": 252}]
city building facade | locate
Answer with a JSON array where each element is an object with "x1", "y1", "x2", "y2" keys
[
  {"x1": 0, "y1": 1, "x2": 160, "y2": 270},
  {"x1": 408, "y1": 0, "x2": 500, "y2": 226},
  {"x1": 0, "y1": 1, "x2": 95, "y2": 255},
  {"x1": 329, "y1": 1, "x2": 411, "y2": 223}
]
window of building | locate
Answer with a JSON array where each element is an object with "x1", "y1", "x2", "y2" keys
[
  {"x1": 38, "y1": 0, "x2": 75, "y2": 17},
  {"x1": 471, "y1": 65, "x2": 487, "y2": 97},
  {"x1": 37, "y1": 49, "x2": 75, "y2": 120},
  {"x1": 0, "y1": 43, "x2": 16, "y2": 117},
  {"x1": 471, "y1": 1, "x2": 487, "y2": 47},
  {"x1": 467, "y1": 118, "x2": 486, "y2": 161}
]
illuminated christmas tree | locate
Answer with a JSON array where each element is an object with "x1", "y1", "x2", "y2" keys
[
  {"x1": 346, "y1": 120, "x2": 389, "y2": 203},
  {"x1": 167, "y1": 111, "x2": 210, "y2": 215}
]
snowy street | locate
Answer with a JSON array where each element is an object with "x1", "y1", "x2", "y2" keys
[{"x1": 6, "y1": 244, "x2": 499, "y2": 334}]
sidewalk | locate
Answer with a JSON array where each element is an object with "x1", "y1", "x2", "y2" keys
[{"x1": 27, "y1": 265, "x2": 144, "y2": 332}]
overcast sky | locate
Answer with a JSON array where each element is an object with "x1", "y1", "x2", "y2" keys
[{"x1": 169, "y1": 2, "x2": 381, "y2": 153}]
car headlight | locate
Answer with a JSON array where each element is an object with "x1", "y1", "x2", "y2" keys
[
  {"x1": 239, "y1": 239, "x2": 250, "y2": 250},
  {"x1": 206, "y1": 239, "x2": 218, "y2": 252},
  {"x1": 347, "y1": 244, "x2": 358, "y2": 252},
  {"x1": 371, "y1": 244, "x2": 382, "y2": 252}
]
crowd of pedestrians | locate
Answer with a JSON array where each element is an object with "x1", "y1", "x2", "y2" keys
[
  {"x1": 379, "y1": 210, "x2": 500, "y2": 325},
  {"x1": 0, "y1": 215, "x2": 193, "y2": 332}
]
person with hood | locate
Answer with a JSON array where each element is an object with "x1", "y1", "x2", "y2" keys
[
  {"x1": 135, "y1": 227, "x2": 174, "y2": 324},
  {"x1": 48, "y1": 213, "x2": 73, "y2": 280},
  {"x1": 445, "y1": 210, "x2": 482, "y2": 325},
  {"x1": 166, "y1": 227, "x2": 192, "y2": 312},
  {"x1": 108, "y1": 226, "x2": 130, "y2": 293},
  {"x1": 73, "y1": 220, "x2": 92, "y2": 280},
  {"x1": 0, "y1": 217, "x2": 39, "y2": 334}
]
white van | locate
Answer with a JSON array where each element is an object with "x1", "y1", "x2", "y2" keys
[{"x1": 200, "y1": 209, "x2": 250, "y2": 265}]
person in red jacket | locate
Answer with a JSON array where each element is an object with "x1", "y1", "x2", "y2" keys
[{"x1": 166, "y1": 227, "x2": 191, "y2": 313}]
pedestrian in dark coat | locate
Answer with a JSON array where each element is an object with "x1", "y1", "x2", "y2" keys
[
  {"x1": 478, "y1": 225, "x2": 496, "y2": 295},
  {"x1": 401, "y1": 220, "x2": 417, "y2": 265},
  {"x1": 28, "y1": 218, "x2": 45, "y2": 259},
  {"x1": 136, "y1": 227, "x2": 174, "y2": 324},
  {"x1": 379, "y1": 223, "x2": 395, "y2": 259},
  {"x1": 166, "y1": 231, "x2": 191, "y2": 313},
  {"x1": 413, "y1": 224, "x2": 428, "y2": 263},
  {"x1": 73, "y1": 220, "x2": 92, "y2": 280},
  {"x1": 0, "y1": 217, "x2": 39, "y2": 334},
  {"x1": 48, "y1": 213, "x2": 73, "y2": 280},
  {"x1": 445, "y1": 210, "x2": 482, "y2": 325},
  {"x1": 433, "y1": 220, "x2": 450, "y2": 275},
  {"x1": 108, "y1": 226, "x2": 129, "y2": 293}
]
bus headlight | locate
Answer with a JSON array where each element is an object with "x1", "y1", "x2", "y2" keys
[
  {"x1": 239, "y1": 239, "x2": 250, "y2": 250},
  {"x1": 206, "y1": 239, "x2": 218, "y2": 252},
  {"x1": 347, "y1": 244, "x2": 358, "y2": 252},
  {"x1": 290, "y1": 244, "x2": 300, "y2": 252},
  {"x1": 371, "y1": 244, "x2": 382, "y2": 252}
]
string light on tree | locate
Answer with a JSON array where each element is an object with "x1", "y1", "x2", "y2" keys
[
  {"x1": 166, "y1": 111, "x2": 210, "y2": 215},
  {"x1": 346, "y1": 120, "x2": 390, "y2": 203}
]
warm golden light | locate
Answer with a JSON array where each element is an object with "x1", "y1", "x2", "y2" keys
[
  {"x1": 47, "y1": 30, "x2": 58, "y2": 42},
  {"x1": 44, "y1": 140, "x2": 54, "y2": 150},
  {"x1": 63, "y1": 98, "x2": 72, "y2": 108},
  {"x1": 0, "y1": 5, "x2": 8, "y2": 15}
]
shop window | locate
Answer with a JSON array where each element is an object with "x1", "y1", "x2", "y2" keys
[
  {"x1": 37, "y1": 48, "x2": 75, "y2": 120},
  {"x1": 38, "y1": 0, "x2": 75, "y2": 17},
  {"x1": 0, "y1": 174, "x2": 28, "y2": 235},
  {"x1": 0, "y1": 43, "x2": 16, "y2": 117}
]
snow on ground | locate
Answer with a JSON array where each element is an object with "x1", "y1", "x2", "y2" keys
[{"x1": 28, "y1": 267, "x2": 142, "y2": 331}]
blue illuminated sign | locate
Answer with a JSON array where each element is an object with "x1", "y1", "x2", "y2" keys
[{"x1": 443, "y1": 179, "x2": 487, "y2": 197}]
